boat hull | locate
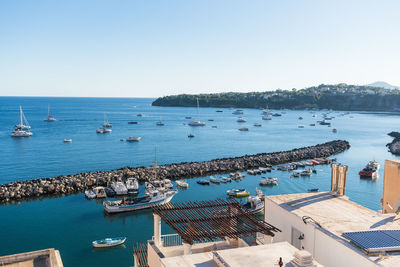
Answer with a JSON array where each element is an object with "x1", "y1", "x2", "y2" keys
[{"x1": 92, "y1": 237, "x2": 126, "y2": 248}]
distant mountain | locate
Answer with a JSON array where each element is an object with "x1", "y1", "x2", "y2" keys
[{"x1": 367, "y1": 81, "x2": 399, "y2": 90}]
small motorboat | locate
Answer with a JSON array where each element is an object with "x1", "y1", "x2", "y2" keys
[
  {"x1": 188, "y1": 133, "x2": 195, "y2": 138},
  {"x1": 126, "y1": 178, "x2": 139, "y2": 192},
  {"x1": 232, "y1": 109, "x2": 243, "y2": 115},
  {"x1": 111, "y1": 181, "x2": 128, "y2": 195},
  {"x1": 237, "y1": 117, "x2": 246, "y2": 123},
  {"x1": 259, "y1": 177, "x2": 278, "y2": 186},
  {"x1": 216, "y1": 110, "x2": 223, "y2": 113},
  {"x1": 243, "y1": 194, "x2": 264, "y2": 213},
  {"x1": 298, "y1": 125, "x2": 304, "y2": 128},
  {"x1": 156, "y1": 121, "x2": 165, "y2": 126},
  {"x1": 212, "y1": 126, "x2": 217, "y2": 128},
  {"x1": 105, "y1": 187, "x2": 116, "y2": 197},
  {"x1": 235, "y1": 190, "x2": 250, "y2": 198},
  {"x1": 126, "y1": 136, "x2": 141, "y2": 142},
  {"x1": 137, "y1": 113, "x2": 143, "y2": 117},
  {"x1": 63, "y1": 139, "x2": 72, "y2": 143},
  {"x1": 103, "y1": 128, "x2": 112, "y2": 133},
  {"x1": 272, "y1": 113, "x2": 282, "y2": 117},
  {"x1": 262, "y1": 115, "x2": 272, "y2": 120},
  {"x1": 307, "y1": 188, "x2": 319, "y2": 193},
  {"x1": 210, "y1": 176, "x2": 221, "y2": 184},
  {"x1": 176, "y1": 180, "x2": 189, "y2": 188},
  {"x1": 128, "y1": 121, "x2": 138, "y2": 124},
  {"x1": 185, "y1": 116, "x2": 192, "y2": 119},
  {"x1": 93, "y1": 186, "x2": 107, "y2": 198},
  {"x1": 254, "y1": 123, "x2": 262, "y2": 127},
  {"x1": 238, "y1": 127, "x2": 249, "y2": 131},
  {"x1": 208, "y1": 119, "x2": 214, "y2": 121},
  {"x1": 120, "y1": 139, "x2": 124, "y2": 141},
  {"x1": 197, "y1": 179, "x2": 210, "y2": 185},
  {"x1": 298, "y1": 117, "x2": 303, "y2": 120},
  {"x1": 227, "y1": 188, "x2": 246, "y2": 196},
  {"x1": 300, "y1": 168, "x2": 312, "y2": 176},
  {"x1": 309, "y1": 123, "x2": 316, "y2": 126},
  {"x1": 332, "y1": 128, "x2": 337, "y2": 133},
  {"x1": 92, "y1": 237, "x2": 127, "y2": 248},
  {"x1": 85, "y1": 190, "x2": 96, "y2": 199},
  {"x1": 220, "y1": 177, "x2": 231, "y2": 183}
]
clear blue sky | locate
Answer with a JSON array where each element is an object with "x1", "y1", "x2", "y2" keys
[{"x1": 1, "y1": 0, "x2": 399, "y2": 97}]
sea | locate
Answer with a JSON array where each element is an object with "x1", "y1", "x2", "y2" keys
[{"x1": 0, "y1": 96, "x2": 398, "y2": 266}]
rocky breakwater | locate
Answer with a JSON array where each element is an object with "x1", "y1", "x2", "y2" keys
[
  {"x1": 0, "y1": 140, "x2": 350, "y2": 203},
  {"x1": 387, "y1": 131, "x2": 400, "y2": 155}
]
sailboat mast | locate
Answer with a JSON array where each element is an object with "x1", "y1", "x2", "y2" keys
[
  {"x1": 154, "y1": 147, "x2": 157, "y2": 180},
  {"x1": 19, "y1": 106, "x2": 23, "y2": 126},
  {"x1": 48, "y1": 104, "x2": 50, "y2": 117},
  {"x1": 197, "y1": 98, "x2": 199, "y2": 115}
]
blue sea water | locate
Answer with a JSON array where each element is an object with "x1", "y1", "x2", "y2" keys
[{"x1": 0, "y1": 96, "x2": 399, "y2": 266}]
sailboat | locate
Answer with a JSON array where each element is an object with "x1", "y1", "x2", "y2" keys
[
  {"x1": 103, "y1": 113, "x2": 112, "y2": 128},
  {"x1": 188, "y1": 98, "x2": 206, "y2": 126},
  {"x1": 44, "y1": 104, "x2": 56, "y2": 122},
  {"x1": 12, "y1": 106, "x2": 33, "y2": 137}
]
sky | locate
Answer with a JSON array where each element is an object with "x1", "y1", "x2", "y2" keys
[{"x1": 0, "y1": 0, "x2": 399, "y2": 97}]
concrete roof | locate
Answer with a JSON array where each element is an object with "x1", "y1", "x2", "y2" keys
[
  {"x1": 160, "y1": 242, "x2": 322, "y2": 267},
  {"x1": 0, "y1": 248, "x2": 63, "y2": 267},
  {"x1": 266, "y1": 192, "x2": 400, "y2": 266}
]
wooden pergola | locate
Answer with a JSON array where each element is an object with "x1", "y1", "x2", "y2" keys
[{"x1": 152, "y1": 198, "x2": 281, "y2": 245}]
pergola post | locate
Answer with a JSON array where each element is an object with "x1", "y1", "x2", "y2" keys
[
  {"x1": 154, "y1": 213, "x2": 162, "y2": 247},
  {"x1": 183, "y1": 242, "x2": 192, "y2": 255},
  {"x1": 264, "y1": 234, "x2": 273, "y2": 244}
]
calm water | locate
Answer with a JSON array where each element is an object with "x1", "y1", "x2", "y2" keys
[{"x1": 0, "y1": 97, "x2": 399, "y2": 266}]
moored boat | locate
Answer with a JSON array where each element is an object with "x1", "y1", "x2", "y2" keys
[
  {"x1": 11, "y1": 106, "x2": 33, "y2": 137},
  {"x1": 92, "y1": 237, "x2": 126, "y2": 248},
  {"x1": 259, "y1": 177, "x2": 278, "y2": 186},
  {"x1": 236, "y1": 117, "x2": 246, "y2": 123},
  {"x1": 44, "y1": 104, "x2": 56, "y2": 122},
  {"x1": 176, "y1": 180, "x2": 189, "y2": 188},
  {"x1": 126, "y1": 136, "x2": 141, "y2": 142},
  {"x1": 63, "y1": 139, "x2": 72, "y2": 143},
  {"x1": 238, "y1": 127, "x2": 248, "y2": 131},
  {"x1": 197, "y1": 179, "x2": 210, "y2": 185},
  {"x1": 209, "y1": 176, "x2": 221, "y2": 184},
  {"x1": 243, "y1": 194, "x2": 264, "y2": 213},
  {"x1": 126, "y1": 178, "x2": 139, "y2": 192},
  {"x1": 85, "y1": 190, "x2": 96, "y2": 199},
  {"x1": 359, "y1": 161, "x2": 380, "y2": 179},
  {"x1": 111, "y1": 181, "x2": 128, "y2": 195},
  {"x1": 103, "y1": 190, "x2": 177, "y2": 213},
  {"x1": 226, "y1": 188, "x2": 246, "y2": 197}
]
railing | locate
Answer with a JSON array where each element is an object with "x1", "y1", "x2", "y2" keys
[{"x1": 152, "y1": 234, "x2": 225, "y2": 247}]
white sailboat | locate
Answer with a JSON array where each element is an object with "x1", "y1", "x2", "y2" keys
[
  {"x1": 188, "y1": 98, "x2": 206, "y2": 126},
  {"x1": 44, "y1": 104, "x2": 56, "y2": 122},
  {"x1": 12, "y1": 106, "x2": 33, "y2": 137},
  {"x1": 103, "y1": 113, "x2": 112, "y2": 128}
]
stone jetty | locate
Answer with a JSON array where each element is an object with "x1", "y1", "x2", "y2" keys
[
  {"x1": 387, "y1": 131, "x2": 400, "y2": 155},
  {"x1": 0, "y1": 140, "x2": 350, "y2": 203}
]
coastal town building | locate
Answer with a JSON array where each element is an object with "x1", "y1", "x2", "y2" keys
[
  {"x1": 137, "y1": 159, "x2": 400, "y2": 267},
  {"x1": 0, "y1": 248, "x2": 63, "y2": 267}
]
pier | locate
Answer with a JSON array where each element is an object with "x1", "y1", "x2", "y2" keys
[{"x1": 0, "y1": 140, "x2": 350, "y2": 203}]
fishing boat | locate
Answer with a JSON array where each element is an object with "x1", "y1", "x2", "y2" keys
[
  {"x1": 262, "y1": 115, "x2": 272, "y2": 120},
  {"x1": 63, "y1": 139, "x2": 72, "y2": 143},
  {"x1": 197, "y1": 179, "x2": 210, "y2": 185},
  {"x1": 92, "y1": 237, "x2": 126, "y2": 248},
  {"x1": 44, "y1": 104, "x2": 56, "y2": 122},
  {"x1": 236, "y1": 117, "x2": 246, "y2": 123},
  {"x1": 227, "y1": 188, "x2": 246, "y2": 196},
  {"x1": 11, "y1": 106, "x2": 33, "y2": 137},
  {"x1": 243, "y1": 194, "x2": 264, "y2": 213},
  {"x1": 254, "y1": 123, "x2": 262, "y2": 127},
  {"x1": 235, "y1": 190, "x2": 250, "y2": 198},
  {"x1": 259, "y1": 177, "x2": 278, "y2": 186},
  {"x1": 126, "y1": 178, "x2": 139, "y2": 192},
  {"x1": 85, "y1": 190, "x2": 96, "y2": 199},
  {"x1": 111, "y1": 181, "x2": 128, "y2": 195},
  {"x1": 126, "y1": 136, "x2": 141, "y2": 142},
  {"x1": 300, "y1": 168, "x2": 312, "y2": 176},
  {"x1": 176, "y1": 180, "x2": 189, "y2": 188},
  {"x1": 238, "y1": 127, "x2": 249, "y2": 131},
  {"x1": 188, "y1": 133, "x2": 195, "y2": 138},
  {"x1": 188, "y1": 98, "x2": 206, "y2": 126},
  {"x1": 359, "y1": 161, "x2": 380, "y2": 179},
  {"x1": 209, "y1": 176, "x2": 221, "y2": 184},
  {"x1": 103, "y1": 190, "x2": 177, "y2": 213},
  {"x1": 105, "y1": 187, "x2": 116, "y2": 197},
  {"x1": 103, "y1": 113, "x2": 112, "y2": 128},
  {"x1": 94, "y1": 186, "x2": 107, "y2": 198}
]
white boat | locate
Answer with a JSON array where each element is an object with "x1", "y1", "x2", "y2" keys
[
  {"x1": 103, "y1": 113, "x2": 112, "y2": 128},
  {"x1": 11, "y1": 106, "x2": 33, "y2": 137},
  {"x1": 94, "y1": 186, "x2": 107, "y2": 198},
  {"x1": 111, "y1": 181, "x2": 128, "y2": 195},
  {"x1": 259, "y1": 177, "x2": 278, "y2": 186},
  {"x1": 210, "y1": 176, "x2": 221, "y2": 184},
  {"x1": 176, "y1": 180, "x2": 189, "y2": 188},
  {"x1": 96, "y1": 128, "x2": 104, "y2": 133},
  {"x1": 103, "y1": 190, "x2": 177, "y2": 213},
  {"x1": 188, "y1": 98, "x2": 206, "y2": 126},
  {"x1": 238, "y1": 127, "x2": 249, "y2": 131},
  {"x1": 92, "y1": 237, "x2": 126, "y2": 248},
  {"x1": 164, "y1": 179, "x2": 173, "y2": 189},
  {"x1": 85, "y1": 190, "x2": 96, "y2": 199},
  {"x1": 227, "y1": 188, "x2": 246, "y2": 196},
  {"x1": 103, "y1": 128, "x2": 112, "y2": 133},
  {"x1": 126, "y1": 136, "x2": 141, "y2": 142},
  {"x1": 126, "y1": 178, "x2": 139, "y2": 192},
  {"x1": 232, "y1": 109, "x2": 243, "y2": 115},
  {"x1": 44, "y1": 104, "x2": 56, "y2": 122},
  {"x1": 262, "y1": 109, "x2": 271, "y2": 115},
  {"x1": 236, "y1": 117, "x2": 246, "y2": 123},
  {"x1": 243, "y1": 194, "x2": 264, "y2": 213},
  {"x1": 262, "y1": 115, "x2": 272, "y2": 120},
  {"x1": 63, "y1": 139, "x2": 72, "y2": 143}
]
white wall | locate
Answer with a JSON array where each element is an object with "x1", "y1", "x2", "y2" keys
[{"x1": 264, "y1": 198, "x2": 376, "y2": 267}]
